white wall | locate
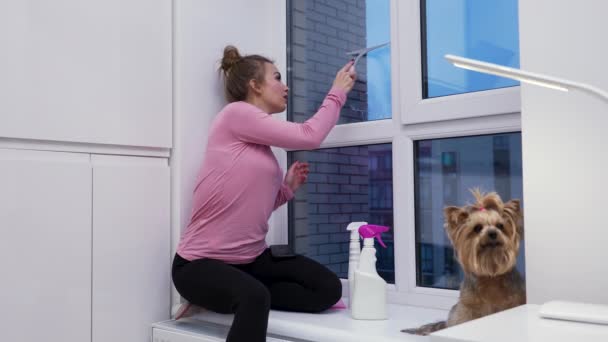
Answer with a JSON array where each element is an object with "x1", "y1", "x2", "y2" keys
[
  {"x1": 172, "y1": 0, "x2": 286, "y2": 305},
  {"x1": 519, "y1": 0, "x2": 608, "y2": 304}
]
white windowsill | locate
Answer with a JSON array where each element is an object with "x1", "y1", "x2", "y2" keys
[{"x1": 153, "y1": 302, "x2": 448, "y2": 341}]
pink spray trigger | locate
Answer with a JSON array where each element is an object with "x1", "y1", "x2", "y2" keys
[{"x1": 358, "y1": 224, "x2": 390, "y2": 248}]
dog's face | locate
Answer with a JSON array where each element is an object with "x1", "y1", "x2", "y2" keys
[{"x1": 444, "y1": 192, "x2": 523, "y2": 277}]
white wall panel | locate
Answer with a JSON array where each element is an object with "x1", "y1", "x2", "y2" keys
[
  {"x1": 0, "y1": 149, "x2": 92, "y2": 342},
  {"x1": 0, "y1": 0, "x2": 171, "y2": 148},
  {"x1": 519, "y1": 0, "x2": 608, "y2": 304},
  {"x1": 92, "y1": 155, "x2": 171, "y2": 342}
]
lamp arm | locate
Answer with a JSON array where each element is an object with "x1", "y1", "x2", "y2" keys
[
  {"x1": 519, "y1": 72, "x2": 608, "y2": 102},
  {"x1": 567, "y1": 82, "x2": 608, "y2": 102},
  {"x1": 445, "y1": 54, "x2": 608, "y2": 103}
]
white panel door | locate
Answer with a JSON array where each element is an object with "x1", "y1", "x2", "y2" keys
[
  {"x1": 0, "y1": 0, "x2": 171, "y2": 148},
  {"x1": 0, "y1": 149, "x2": 92, "y2": 342},
  {"x1": 92, "y1": 155, "x2": 170, "y2": 342}
]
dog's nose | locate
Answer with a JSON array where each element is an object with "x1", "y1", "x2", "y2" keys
[{"x1": 488, "y1": 230, "x2": 498, "y2": 240}]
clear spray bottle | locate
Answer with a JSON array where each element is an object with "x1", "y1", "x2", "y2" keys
[
  {"x1": 346, "y1": 222, "x2": 367, "y2": 307},
  {"x1": 350, "y1": 224, "x2": 390, "y2": 320}
]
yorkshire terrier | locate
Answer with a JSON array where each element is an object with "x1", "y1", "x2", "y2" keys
[{"x1": 403, "y1": 189, "x2": 525, "y2": 335}]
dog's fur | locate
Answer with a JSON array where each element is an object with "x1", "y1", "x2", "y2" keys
[{"x1": 403, "y1": 190, "x2": 526, "y2": 335}]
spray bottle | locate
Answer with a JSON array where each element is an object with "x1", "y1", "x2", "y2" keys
[
  {"x1": 350, "y1": 224, "x2": 390, "y2": 320},
  {"x1": 346, "y1": 222, "x2": 367, "y2": 307}
]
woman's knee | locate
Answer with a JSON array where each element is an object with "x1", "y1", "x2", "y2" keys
[
  {"x1": 310, "y1": 273, "x2": 342, "y2": 312},
  {"x1": 239, "y1": 282, "x2": 271, "y2": 312},
  {"x1": 324, "y1": 274, "x2": 343, "y2": 304}
]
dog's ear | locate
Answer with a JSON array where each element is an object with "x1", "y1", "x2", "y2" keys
[
  {"x1": 504, "y1": 199, "x2": 521, "y2": 214},
  {"x1": 444, "y1": 206, "x2": 468, "y2": 234},
  {"x1": 503, "y1": 199, "x2": 523, "y2": 237}
]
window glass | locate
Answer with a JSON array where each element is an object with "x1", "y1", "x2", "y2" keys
[
  {"x1": 422, "y1": 0, "x2": 520, "y2": 98},
  {"x1": 289, "y1": 144, "x2": 394, "y2": 283},
  {"x1": 414, "y1": 133, "x2": 524, "y2": 289},
  {"x1": 287, "y1": 0, "x2": 391, "y2": 123}
]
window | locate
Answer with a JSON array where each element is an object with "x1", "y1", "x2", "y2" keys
[
  {"x1": 414, "y1": 133, "x2": 524, "y2": 289},
  {"x1": 289, "y1": 144, "x2": 394, "y2": 283},
  {"x1": 399, "y1": 0, "x2": 521, "y2": 124},
  {"x1": 287, "y1": 0, "x2": 394, "y2": 282},
  {"x1": 422, "y1": 0, "x2": 520, "y2": 98},
  {"x1": 287, "y1": 0, "x2": 391, "y2": 124},
  {"x1": 284, "y1": 0, "x2": 522, "y2": 310}
]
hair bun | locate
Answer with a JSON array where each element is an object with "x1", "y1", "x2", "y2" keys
[{"x1": 221, "y1": 45, "x2": 242, "y2": 73}]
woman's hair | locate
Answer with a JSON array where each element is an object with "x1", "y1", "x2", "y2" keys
[{"x1": 219, "y1": 45, "x2": 273, "y2": 103}]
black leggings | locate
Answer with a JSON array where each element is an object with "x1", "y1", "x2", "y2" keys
[{"x1": 172, "y1": 249, "x2": 342, "y2": 342}]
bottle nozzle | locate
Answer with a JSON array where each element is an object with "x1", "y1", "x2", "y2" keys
[
  {"x1": 347, "y1": 222, "x2": 368, "y2": 239},
  {"x1": 347, "y1": 222, "x2": 368, "y2": 232},
  {"x1": 358, "y1": 224, "x2": 390, "y2": 248}
]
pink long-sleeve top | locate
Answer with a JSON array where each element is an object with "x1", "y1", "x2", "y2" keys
[{"x1": 177, "y1": 87, "x2": 347, "y2": 263}]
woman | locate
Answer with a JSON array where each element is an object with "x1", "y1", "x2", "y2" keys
[{"x1": 172, "y1": 45, "x2": 356, "y2": 342}]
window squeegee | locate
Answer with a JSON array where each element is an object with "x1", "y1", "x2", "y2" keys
[{"x1": 346, "y1": 42, "x2": 390, "y2": 69}]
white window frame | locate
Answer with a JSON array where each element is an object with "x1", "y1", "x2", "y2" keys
[
  {"x1": 273, "y1": 0, "x2": 522, "y2": 311},
  {"x1": 398, "y1": 0, "x2": 521, "y2": 125}
]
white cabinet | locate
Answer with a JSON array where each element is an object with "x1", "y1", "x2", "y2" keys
[
  {"x1": 0, "y1": 149, "x2": 171, "y2": 342},
  {"x1": 1, "y1": 1, "x2": 172, "y2": 340},
  {"x1": 0, "y1": 0, "x2": 171, "y2": 148},
  {"x1": 92, "y1": 155, "x2": 171, "y2": 342},
  {"x1": 0, "y1": 149, "x2": 92, "y2": 342}
]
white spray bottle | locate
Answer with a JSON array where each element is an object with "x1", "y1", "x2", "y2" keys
[
  {"x1": 350, "y1": 224, "x2": 390, "y2": 320},
  {"x1": 346, "y1": 222, "x2": 367, "y2": 307}
]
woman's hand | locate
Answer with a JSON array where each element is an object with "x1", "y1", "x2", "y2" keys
[
  {"x1": 332, "y1": 61, "x2": 357, "y2": 93},
  {"x1": 285, "y1": 161, "x2": 310, "y2": 193}
]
